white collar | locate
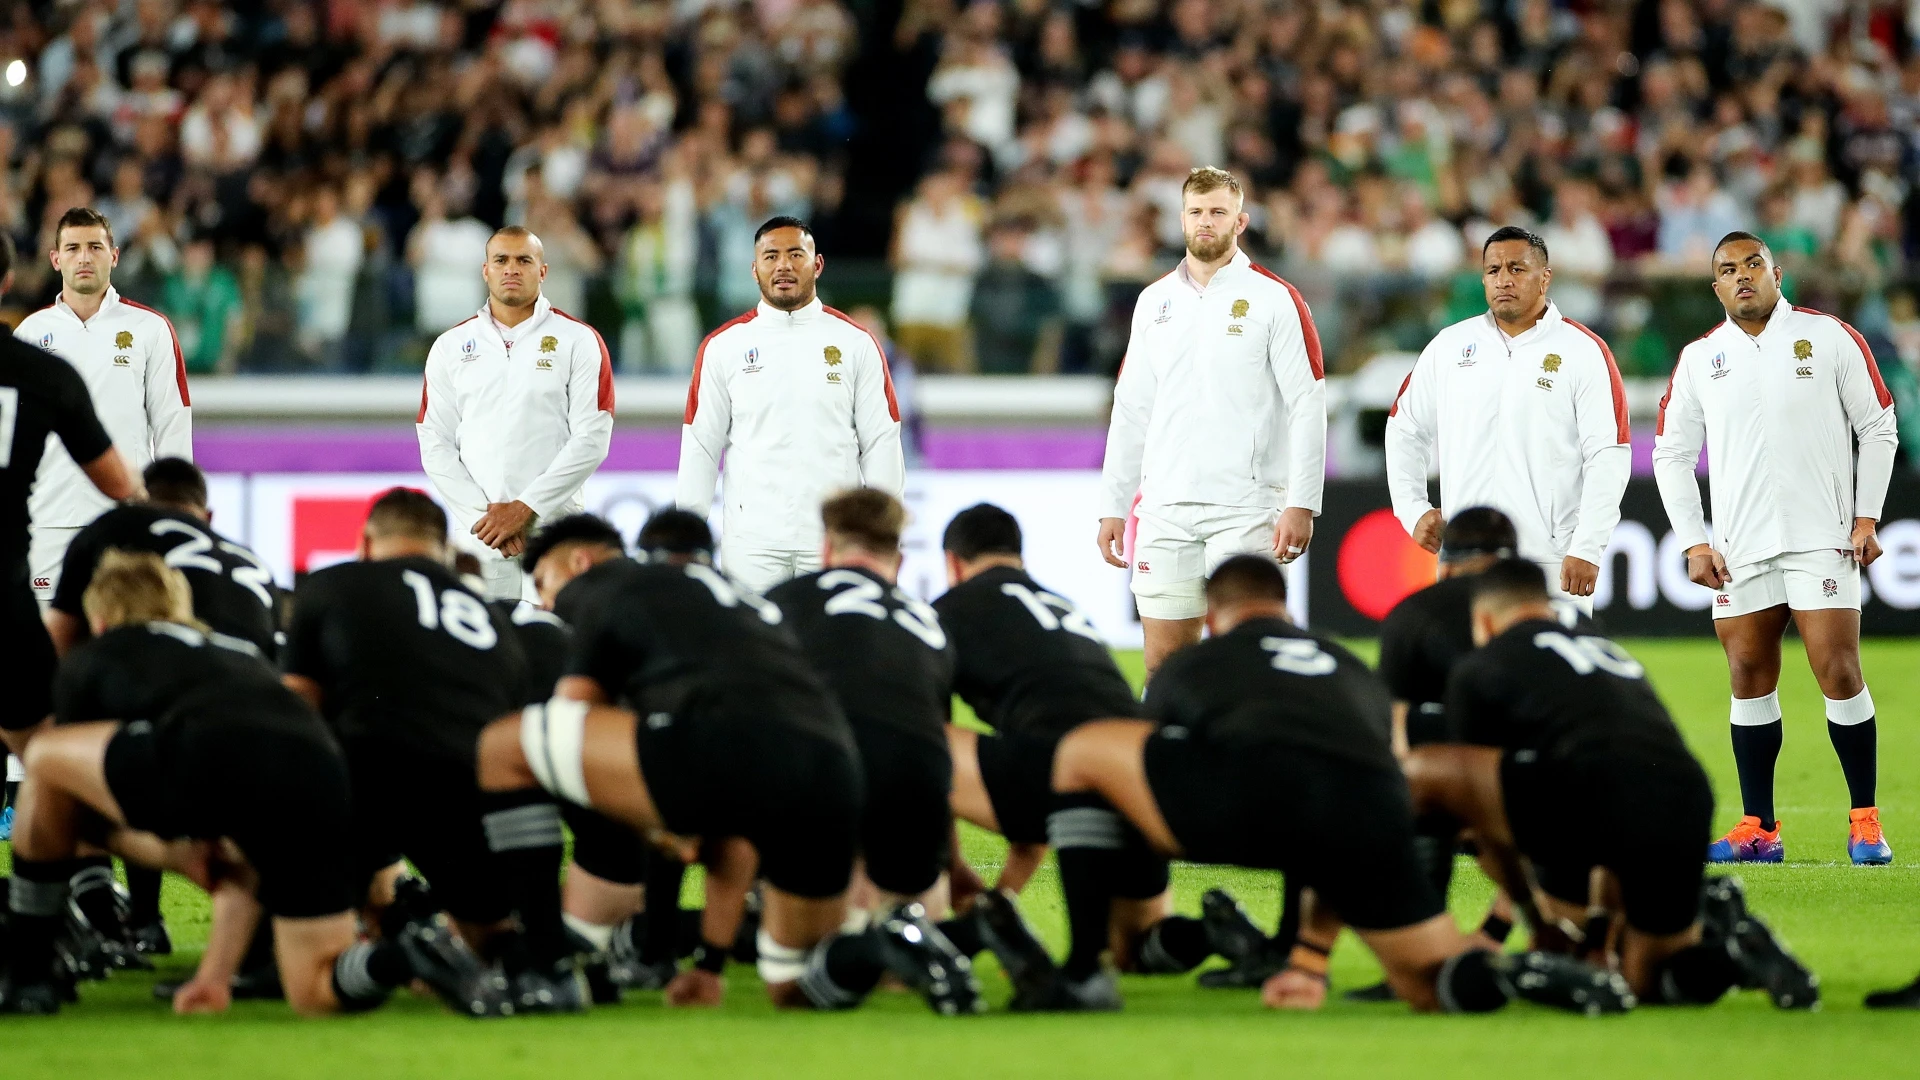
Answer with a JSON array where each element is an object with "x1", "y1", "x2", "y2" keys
[
  {"x1": 55, "y1": 285, "x2": 120, "y2": 325},
  {"x1": 476, "y1": 295, "x2": 551, "y2": 347},
  {"x1": 1483, "y1": 299, "x2": 1563, "y2": 347},
  {"x1": 1174, "y1": 248, "x2": 1250, "y2": 295},
  {"x1": 756, "y1": 295, "x2": 825, "y2": 323}
]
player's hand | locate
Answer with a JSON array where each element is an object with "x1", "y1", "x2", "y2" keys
[
  {"x1": 172, "y1": 976, "x2": 232, "y2": 1015},
  {"x1": 472, "y1": 501, "x2": 536, "y2": 549},
  {"x1": 1852, "y1": 518, "x2": 1882, "y2": 567},
  {"x1": 1273, "y1": 507, "x2": 1314, "y2": 564},
  {"x1": 666, "y1": 968, "x2": 725, "y2": 1008},
  {"x1": 1096, "y1": 517, "x2": 1128, "y2": 569},
  {"x1": 1410, "y1": 508, "x2": 1443, "y2": 554},
  {"x1": 500, "y1": 533, "x2": 527, "y2": 558},
  {"x1": 1684, "y1": 544, "x2": 1731, "y2": 589},
  {"x1": 1559, "y1": 556, "x2": 1598, "y2": 597},
  {"x1": 1260, "y1": 968, "x2": 1329, "y2": 1011}
]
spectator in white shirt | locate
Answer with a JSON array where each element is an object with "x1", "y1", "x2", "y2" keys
[
  {"x1": 409, "y1": 185, "x2": 494, "y2": 336},
  {"x1": 1540, "y1": 178, "x2": 1615, "y2": 324},
  {"x1": 296, "y1": 184, "x2": 363, "y2": 368},
  {"x1": 889, "y1": 169, "x2": 985, "y2": 372}
]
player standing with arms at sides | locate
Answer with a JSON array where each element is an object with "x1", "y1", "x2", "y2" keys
[
  {"x1": 1097, "y1": 167, "x2": 1325, "y2": 681},
  {"x1": 0, "y1": 228, "x2": 140, "y2": 835},
  {"x1": 17, "y1": 208, "x2": 190, "y2": 608},
  {"x1": 676, "y1": 217, "x2": 905, "y2": 595},
  {"x1": 1384, "y1": 226, "x2": 1630, "y2": 611},
  {"x1": 1653, "y1": 232, "x2": 1899, "y2": 867},
  {"x1": 417, "y1": 226, "x2": 615, "y2": 601}
]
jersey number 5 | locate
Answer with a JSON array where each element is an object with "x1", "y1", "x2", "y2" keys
[
  {"x1": 401, "y1": 569, "x2": 498, "y2": 650},
  {"x1": 817, "y1": 569, "x2": 947, "y2": 649}
]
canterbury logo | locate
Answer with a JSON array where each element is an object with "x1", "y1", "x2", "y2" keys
[
  {"x1": 1795, "y1": 366, "x2": 1813, "y2": 378},
  {"x1": 31, "y1": 576, "x2": 51, "y2": 589}
]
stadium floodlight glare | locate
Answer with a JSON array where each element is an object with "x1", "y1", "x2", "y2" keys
[{"x1": 5, "y1": 60, "x2": 24, "y2": 87}]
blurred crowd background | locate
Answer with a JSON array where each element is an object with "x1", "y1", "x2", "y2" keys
[{"x1": 0, "y1": 0, "x2": 1917, "y2": 400}]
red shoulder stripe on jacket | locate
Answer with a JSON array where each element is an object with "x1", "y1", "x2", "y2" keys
[
  {"x1": 1564, "y1": 317, "x2": 1628, "y2": 443},
  {"x1": 824, "y1": 305, "x2": 901, "y2": 422},
  {"x1": 551, "y1": 307, "x2": 617, "y2": 413},
  {"x1": 1249, "y1": 264, "x2": 1324, "y2": 380},
  {"x1": 685, "y1": 310, "x2": 758, "y2": 424},
  {"x1": 1386, "y1": 370, "x2": 1414, "y2": 418},
  {"x1": 118, "y1": 297, "x2": 190, "y2": 407},
  {"x1": 1795, "y1": 306, "x2": 1894, "y2": 409}
]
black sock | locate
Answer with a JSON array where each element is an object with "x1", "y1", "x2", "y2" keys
[
  {"x1": 1435, "y1": 950, "x2": 1509, "y2": 1013},
  {"x1": 482, "y1": 800, "x2": 570, "y2": 969},
  {"x1": 677, "y1": 908, "x2": 705, "y2": 958},
  {"x1": 1730, "y1": 721, "x2": 1783, "y2": 829},
  {"x1": 126, "y1": 864, "x2": 163, "y2": 926},
  {"x1": 821, "y1": 930, "x2": 886, "y2": 995},
  {"x1": 1136, "y1": 916, "x2": 1211, "y2": 973},
  {"x1": 1652, "y1": 942, "x2": 1740, "y2": 1005},
  {"x1": 332, "y1": 939, "x2": 410, "y2": 1011},
  {"x1": 639, "y1": 852, "x2": 687, "y2": 964},
  {"x1": 69, "y1": 857, "x2": 125, "y2": 939},
  {"x1": 1049, "y1": 797, "x2": 1124, "y2": 981},
  {"x1": 1412, "y1": 816, "x2": 1456, "y2": 903},
  {"x1": 242, "y1": 917, "x2": 277, "y2": 975},
  {"x1": 1272, "y1": 876, "x2": 1303, "y2": 954},
  {"x1": 938, "y1": 912, "x2": 985, "y2": 958},
  {"x1": 1827, "y1": 719, "x2": 1877, "y2": 808},
  {"x1": 9, "y1": 858, "x2": 78, "y2": 981}
]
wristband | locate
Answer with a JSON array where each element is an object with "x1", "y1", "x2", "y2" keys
[
  {"x1": 691, "y1": 942, "x2": 729, "y2": 974},
  {"x1": 1479, "y1": 915, "x2": 1514, "y2": 944}
]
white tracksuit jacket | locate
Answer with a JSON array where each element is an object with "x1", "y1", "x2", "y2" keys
[
  {"x1": 1384, "y1": 301, "x2": 1631, "y2": 565},
  {"x1": 1652, "y1": 296, "x2": 1898, "y2": 568},
  {"x1": 676, "y1": 297, "x2": 905, "y2": 549},
  {"x1": 1099, "y1": 249, "x2": 1327, "y2": 519}
]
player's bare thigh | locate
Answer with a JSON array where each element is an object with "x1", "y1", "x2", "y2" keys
[
  {"x1": 1791, "y1": 606, "x2": 1865, "y2": 698},
  {"x1": 477, "y1": 704, "x2": 665, "y2": 833},
  {"x1": 944, "y1": 726, "x2": 1001, "y2": 833},
  {"x1": 1713, "y1": 605, "x2": 1791, "y2": 698},
  {"x1": 1140, "y1": 617, "x2": 1204, "y2": 680},
  {"x1": 1050, "y1": 719, "x2": 1181, "y2": 857},
  {"x1": 12, "y1": 721, "x2": 128, "y2": 860},
  {"x1": 273, "y1": 912, "x2": 362, "y2": 1016},
  {"x1": 1352, "y1": 915, "x2": 1474, "y2": 1012}
]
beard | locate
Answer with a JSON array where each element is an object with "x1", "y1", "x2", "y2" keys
[
  {"x1": 759, "y1": 277, "x2": 814, "y2": 310},
  {"x1": 1185, "y1": 230, "x2": 1234, "y2": 263}
]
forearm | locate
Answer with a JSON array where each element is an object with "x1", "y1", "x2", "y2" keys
[
  {"x1": 675, "y1": 427, "x2": 722, "y2": 514},
  {"x1": 1283, "y1": 384, "x2": 1327, "y2": 515},
  {"x1": 1383, "y1": 422, "x2": 1435, "y2": 533},
  {"x1": 1567, "y1": 444, "x2": 1629, "y2": 563},
  {"x1": 197, "y1": 879, "x2": 264, "y2": 988},
  {"x1": 417, "y1": 429, "x2": 493, "y2": 511},
  {"x1": 858, "y1": 431, "x2": 906, "y2": 495},
  {"x1": 1856, "y1": 437, "x2": 1896, "y2": 521},
  {"x1": 1652, "y1": 452, "x2": 1710, "y2": 550},
  {"x1": 515, "y1": 416, "x2": 613, "y2": 516}
]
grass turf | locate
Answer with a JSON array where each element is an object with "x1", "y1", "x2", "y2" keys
[{"x1": 3, "y1": 637, "x2": 1919, "y2": 1078}]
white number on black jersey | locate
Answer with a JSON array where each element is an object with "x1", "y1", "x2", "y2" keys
[
  {"x1": 685, "y1": 562, "x2": 783, "y2": 625},
  {"x1": 401, "y1": 569, "x2": 498, "y2": 650},
  {"x1": 817, "y1": 569, "x2": 947, "y2": 649},
  {"x1": 149, "y1": 519, "x2": 275, "y2": 608},
  {"x1": 999, "y1": 582, "x2": 1102, "y2": 642},
  {"x1": 1260, "y1": 636, "x2": 1337, "y2": 676},
  {"x1": 1532, "y1": 631, "x2": 1644, "y2": 679}
]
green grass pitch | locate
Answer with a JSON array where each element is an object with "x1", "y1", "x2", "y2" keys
[{"x1": 4, "y1": 638, "x2": 1919, "y2": 1078}]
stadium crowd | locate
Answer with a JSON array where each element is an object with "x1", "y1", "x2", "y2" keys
[{"x1": 0, "y1": 0, "x2": 1914, "y2": 379}]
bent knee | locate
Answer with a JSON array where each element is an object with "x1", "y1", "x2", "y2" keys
[{"x1": 476, "y1": 713, "x2": 532, "y2": 792}]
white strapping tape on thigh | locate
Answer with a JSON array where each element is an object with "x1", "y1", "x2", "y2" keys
[
  {"x1": 520, "y1": 698, "x2": 591, "y2": 807},
  {"x1": 756, "y1": 928, "x2": 809, "y2": 985}
]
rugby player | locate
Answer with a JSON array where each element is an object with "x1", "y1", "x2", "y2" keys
[
  {"x1": 768, "y1": 489, "x2": 981, "y2": 1009},
  {"x1": 479, "y1": 509, "x2": 973, "y2": 1014},
  {"x1": 1653, "y1": 231, "x2": 1899, "y2": 865},
  {"x1": 283, "y1": 489, "x2": 583, "y2": 1013},
  {"x1": 1021, "y1": 556, "x2": 1633, "y2": 1015},
  {"x1": 43, "y1": 457, "x2": 278, "y2": 962},
  {"x1": 1407, "y1": 559, "x2": 1817, "y2": 1008},
  {"x1": 934, "y1": 504, "x2": 1214, "y2": 1009},
  {"x1": 1, "y1": 552, "x2": 496, "y2": 1017}
]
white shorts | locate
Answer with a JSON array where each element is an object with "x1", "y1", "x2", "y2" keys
[
  {"x1": 721, "y1": 543, "x2": 819, "y2": 596},
  {"x1": 1712, "y1": 548, "x2": 1860, "y2": 620},
  {"x1": 1130, "y1": 504, "x2": 1278, "y2": 621},
  {"x1": 28, "y1": 526, "x2": 80, "y2": 607},
  {"x1": 477, "y1": 554, "x2": 535, "y2": 603}
]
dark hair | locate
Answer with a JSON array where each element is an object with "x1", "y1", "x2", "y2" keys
[
  {"x1": 753, "y1": 216, "x2": 814, "y2": 245},
  {"x1": 1440, "y1": 507, "x2": 1518, "y2": 563},
  {"x1": 521, "y1": 513, "x2": 626, "y2": 573},
  {"x1": 1205, "y1": 554, "x2": 1288, "y2": 608},
  {"x1": 941, "y1": 503, "x2": 1022, "y2": 560},
  {"x1": 1482, "y1": 225, "x2": 1548, "y2": 264},
  {"x1": 1712, "y1": 231, "x2": 1771, "y2": 261},
  {"x1": 822, "y1": 488, "x2": 905, "y2": 555},
  {"x1": 55, "y1": 206, "x2": 115, "y2": 249},
  {"x1": 142, "y1": 457, "x2": 207, "y2": 509},
  {"x1": 1468, "y1": 558, "x2": 1550, "y2": 609},
  {"x1": 637, "y1": 508, "x2": 714, "y2": 557},
  {"x1": 364, "y1": 488, "x2": 447, "y2": 543},
  {"x1": 364, "y1": 486, "x2": 447, "y2": 541}
]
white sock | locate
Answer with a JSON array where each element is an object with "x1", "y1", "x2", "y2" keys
[
  {"x1": 1825, "y1": 687, "x2": 1875, "y2": 726},
  {"x1": 1729, "y1": 691, "x2": 1782, "y2": 727},
  {"x1": 564, "y1": 913, "x2": 615, "y2": 951},
  {"x1": 6, "y1": 754, "x2": 22, "y2": 782}
]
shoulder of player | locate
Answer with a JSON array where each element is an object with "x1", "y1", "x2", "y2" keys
[
  {"x1": 1787, "y1": 304, "x2": 1869, "y2": 350},
  {"x1": 697, "y1": 309, "x2": 761, "y2": 354},
  {"x1": 12, "y1": 305, "x2": 58, "y2": 336},
  {"x1": 546, "y1": 306, "x2": 612, "y2": 352},
  {"x1": 1243, "y1": 262, "x2": 1311, "y2": 314},
  {"x1": 1549, "y1": 316, "x2": 1616, "y2": 371},
  {"x1": 112, "y1": 296, "x2": 180, "y2": 339},
  {"x1": 426, "y1": 315, "x2": 483, "y2": 356},
  {"x1": 820, "y1": 305, "x2": 886, "y2": 357}
]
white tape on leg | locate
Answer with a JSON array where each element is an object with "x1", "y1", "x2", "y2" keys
[
  {"x1": 520, "y1": 698, "x2": 592, "y2": 806},
  {"x1": 756, "y1": 928, "x2": 808, "y2": 986}
]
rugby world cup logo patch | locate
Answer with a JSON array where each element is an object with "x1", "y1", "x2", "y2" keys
[
  {"x1": 1154, "y1": 299, "x2": 1171, "y2": 324},
  {"x1": 39, "y1": 333, "x2": 51, "y2": 349},
  {"x1": 1459, "y1": 342, "x2": 1476, "y2": 366},
  {"x1": 1710, "y1": 351, "x2": 1728, "y2": 379}
]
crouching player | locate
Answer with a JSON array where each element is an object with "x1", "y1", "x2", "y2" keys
[
  {"x1": 1407, "y1": 559, "x2": 1818, "y2": 1009},
  {"x1": 478, "y1": 509, "x2": 975, "y2": 1014},
  {"x1": 1, "y1": 552, "x2": 493, "y2": 1016},
  {"x1": 1015, "y1": 556, "x2": 1632, "y2": 1014}
]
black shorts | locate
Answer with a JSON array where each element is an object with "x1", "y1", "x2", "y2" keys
[
  {"x1": 1, "y1": 575, "x2": 54, "y2": 732},
  {"x1": 345, "y1": 737, "x2": 515, "y2": 924},
  {"x1": 1143, "y1": 731, "x2": 1443, "y2": 932},
  {"x1": 1505, "y1": 743, "x2": 1713, "y2": 936},
  {"x1": 104, "y1": 713, "x2": 355, "y2": 919},
  {"x1": 975, "y1": 730, "x2": 1060, "y2": 845},
  {"x1": 851, "y1": 723, "x2": 951, "y2": 896},
  {"x1": 563, "y1": 803, "x2": 647, "y2": 887},
  {"x1": 638, "y1": 693, "x2": 862, "y2": 900}
]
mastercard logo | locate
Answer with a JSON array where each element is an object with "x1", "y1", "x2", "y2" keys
[{"x1": 1337, "y1": 509, "x2": 1438, "y2": 621}]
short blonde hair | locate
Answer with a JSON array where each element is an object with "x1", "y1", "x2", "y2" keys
[
  {"x1": 821, "y1": 488, "x2": 907, "y2": 556},
  {"x1": 83, "y1": 549, "x2": 197, "y2": 631},
  {"x1": 1181, "y1": 166, "x2": 1244, "y2": 206}
]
